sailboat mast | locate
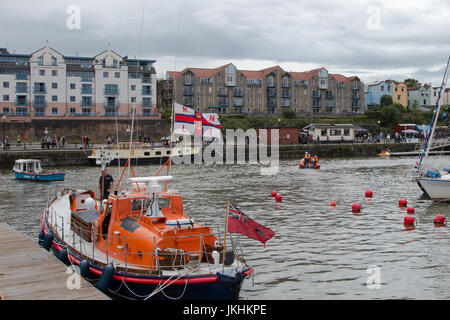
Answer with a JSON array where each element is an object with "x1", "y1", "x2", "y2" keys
[
  {"x1": 417, "y1": 56, "x2": 450, "y2": 173},
  {"x1": 127, "y1": 5, "x2": 145, "y2": 179}
]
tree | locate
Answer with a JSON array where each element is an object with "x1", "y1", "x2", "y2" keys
[
  {"x1": 282, "y1": 108, "x2": 296, "y2": 119},
  {"x1": 379, "y1": 104, "x2": 401, "y2": 129},
  {"x1": 380, "y1": 94, "x2": 393, "y2": 107},
  {"x1": 162, "y1": 107, "x2": 172, "y2": 123},
  {"x1": 404, "y1": 78, "x2": 421, "y2": 88}
]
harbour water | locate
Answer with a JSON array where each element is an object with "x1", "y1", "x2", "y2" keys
[{"x1": 1, "y1": 156, "x2": 450, "y2": 300}]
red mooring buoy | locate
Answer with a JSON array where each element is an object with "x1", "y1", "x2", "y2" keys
[
  {"x1": 434, "y1": 214, "x2": 446, "y2": 225},
  {"x1": 330, "y1": 201, "x2": 336, "y2": 207},
  {"x1": 275, "y1": 194, "x2": 282, "y2": 203},
  {"x1": 365, "y1": 190, "x2": 373, "y2": 198},
  {"x1": 352, "y1": 203, "x2": 362, "y2": 212},
  {"x1": 271, "y1": 191, "x2": 277, "y2": 197},
  {"x1": 404, "y1": 215, "x2": 415, "y2": 226},
  {"x1": 399, "y1": 198, "x2": 408, "y2": 207},
  {"x1": 406, "y1": 207, "x2": 415, "y2": 214}
]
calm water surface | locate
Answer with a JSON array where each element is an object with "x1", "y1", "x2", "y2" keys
[{"x1": 1, "y1": 156, "x2": 450, "y2": 300}]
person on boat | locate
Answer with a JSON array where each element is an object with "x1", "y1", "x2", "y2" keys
[
  {"x1": 99, "y1": 169, "x2": 114, "y2": 201},
  {"x1": 304, "y1": 152, "x2": 311, "y2": 166}
]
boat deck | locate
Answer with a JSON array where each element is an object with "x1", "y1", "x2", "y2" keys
[{"x1": 0, "y1": 223, "x2": 110, "y2": 300}]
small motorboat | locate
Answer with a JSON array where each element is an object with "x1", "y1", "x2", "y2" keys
[
  {"x1": 377, "y1": 150, "x2": 391, "y2": 157},
  {"x1": 299, "y1": 157, "x2": 320, "y2": 169},
  {"x1": 39, "y1": 160, "x2": 253, "y2": 300},
  {"x1": 13, "y1": 159, "x2": 65, "y2": 182}
]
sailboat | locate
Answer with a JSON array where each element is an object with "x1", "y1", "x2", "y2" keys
[{"x1": 415, "y1": 56, "x2": 450, "y2": 200}]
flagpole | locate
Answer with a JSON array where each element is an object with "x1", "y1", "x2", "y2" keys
[{"x1": 222, "y1": 199, "x2": 229, "y2": 272}]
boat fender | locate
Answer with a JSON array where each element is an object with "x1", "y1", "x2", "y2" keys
[
  {"x1": 96, "y1": 263, "x2": 114, "y2": 292},
  {"x1": 79, "y1": 259, "x2": 90, "y2": 278},
  {"x1": 57, "y1": 247, "x2": 69, "y2": 265},
  {"x1": 224, "y1": 249, "x2": 235, "y2": 266},
  {"x1": 42, "y1": 231, "x2": 54, "y2": 251},
  {"x1": 38, "y1": 229, "x2": 44, "y2": 246}
]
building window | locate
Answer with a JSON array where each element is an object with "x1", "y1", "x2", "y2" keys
[
  {"x1": 3, "y1": 107, "x2": 9, "y2": 113},
  {"x1": 39, "y1": 70, "x2": 45, "y2": 76},
  {"x1": 70, "y1": 108, "x2": 76, "y2": 114},
  {"x1": 52, "y1": 95, "x2": 58, "y2": 102},
  {"x1": 3, "y1": 95, "x2": 9, "y2": 101},
  {"x1": 381, "y1": 86, "x2": 384, "y2": 91},
  {"x1": 52, "y1": 70, "x2": 57, "y2": 76},
  {"x1": 131, "y1": 85, "x2": 136, "y2": 91},
  {"x1": 115, "y1": 72, "x2": 120, "y2": 78},
  {"x1": 70, "y1": 83, "x2": 76, "y2": 90},
  {"x1": 321, "y1": 129, "x2": 327, "y2": 136},
  {"x1": 131, "y1": 97, "x2": 136, "y2": 103},
  {"x1": 70, "y1": 96, "x2": 76, "y2": 102},
  {"x1": 103, "y1": 72, "x2": 109, "y2": 78},
  {"x1": 3, "y1": 82, "x2": 9, "y2": 88},
  {"x1": 52, "y1": 83, "x2": 57, "y2": 89},
  {"x1": 52, "y1": 107, "x2": 58, "y2": 114}
]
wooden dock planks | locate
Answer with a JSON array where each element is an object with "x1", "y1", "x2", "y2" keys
[{"x1": 0, "y1": 223, "x2": 110, "y2": 300}]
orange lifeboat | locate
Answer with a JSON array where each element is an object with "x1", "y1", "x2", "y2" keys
[{"x1": 40, "y1": 159, "x2": 253, "y2": 300}]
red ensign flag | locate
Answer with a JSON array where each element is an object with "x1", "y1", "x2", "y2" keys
[{"x1": 227, "y1": 203, "x2": 275, "y2": 246}]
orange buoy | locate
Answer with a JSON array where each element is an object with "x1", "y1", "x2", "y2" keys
[
  {"x1": 271, "y1": 191, "x2": 277, "y2": 197},
  {"x1": 404, "y1": 215, "x2": 415, "y2": 226},
  {"x1": 275, "y1": 194, "x2": 282, "y2": 203},
  {"x1": 330, "y1": 201, "x2": 336, "y2": 207},
  {"x1": 406, "y1": 207, "x2": 415, "y2": 214},
  {"x1": 399, "y1": 198, "x2": 408, "y2": 207},
  {"x1": 365, "y1": 190, "x2": 373, "y2": 198},
  {"x1": 433, "y1": 214, "x2": 446, "y2": 225},
  {"x1": 352, "y1": 203, "x2": 362, "y2": 212}
]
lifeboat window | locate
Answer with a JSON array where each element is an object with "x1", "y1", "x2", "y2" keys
[
  {"x1": 166, "y1": 150, "x2": 170, "y2": 155},
  {"x1": 157, "y1": 197, "x2": 170, "y2": 208},
  {"x1": 155, "y1": 151, "x2": 161, "y2": 156},
  {"x1": 138, "y1": 250, "x2": 143, "y2": 260},
  {"x1": 144, "y1": 152, "x2": 150, "y2": 156},
  {"x1": 131, "y1": 198, "x2": 151, "y2": 211}
]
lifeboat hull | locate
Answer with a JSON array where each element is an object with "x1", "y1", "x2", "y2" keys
[{"x1": 41, "y1": 217, "x2": 252, "y2": 300}]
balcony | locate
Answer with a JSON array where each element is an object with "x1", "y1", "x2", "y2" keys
[
  {"x1": 233, "y1": 89, "x2": 244, "y2": 97},
  {"x1": 142, "y1": 89, "x2": 153, "y2": 96},
  {"x1": 312, "y1": 102, "x2": 322, "y2": 109},
  {"x1": 281, "y1": 90, "x2": 291, "y2": 98},
  {"x1": 267, "y1": 99, "x2": 277, "y2": 108},
  {"x1": 282, "y1": 100, "x2": 291, "y2": 108},
  {"x1": 312, "y1": 91, "x2": 322, "y2": 99},
  {"x1": 352, "y1": 93, "x2": 361, "y2": 99},
  {"x1": 142, "y1": 77, "x2": 152, "y2": 84},
  {"x1": 183, "y1": 99, "x2": 194, "y2": 107},
  {"x1": 15, "y1": 86, "x2": 28, "y2": 94},
  {"x1": 81, "y1": 76, "x2": 93, "y2": 82},
  {"x1": 267, "y1": 88, "x2": 277, "y2": 98},
  {"x1": 81, "y1": 100, "x2": 93, "y2": 107},
  {"x1": 81, "y1": 88, "x2": 93, "y2": 94},
  {"x1": 281, "y1": 82, "x2": 291, "y2": 88},
  {"x1": 218, "y1": 88, "x2": 228, "y2": 97},
  {"x1": 142, "y1": 99, "x2": 153, "y2": 108},
  {"x1": 218, "y1": 98, "x2": 228, "y2": 107},
  {"x1": 15, "y1": 98, "x2": 28, "y2": 106},
  {"x1": 34, "y1": 112, "x2": 46, "y2": 116},
  {"x1": 352, "y1": 84, "x2": 360, "y2": 90},
  {"x1": 183, "y1": 87, "x2": 194, "y2": 96},
  {"x1": 266, "y1": 81, "x2": 276, "y2": 88},
  {"x1": 33, "y1": 100, "x2": 47, "y2": 107},
  {"x1": 325, "y1": 91, "x2": 334, "y2": 99},
  {"x1": 15, "y1": 74, "x2": 28, "y2": 80},
  {"x1": 183, "y1": 79, "x2": 194, "y2": 86},
  {"x1": 33, "y1": 87, "x2": 46, "y2": 94},
  {"x1": 326, "y1": 102, "x2": 336, "y2": 109},
  {"x1": 104, "y1": 100, "x2": 119, "y2": 107},
  {"x1": 233, "y1": 98, "x2": 243, "y2": 107},
  {"x1": 104, "y1": 88, "x2": 120, "y2": 95}
]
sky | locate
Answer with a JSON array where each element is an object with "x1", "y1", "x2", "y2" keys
[{"x1": 1, "y1": 0, "x2": 449, "y2": 86}]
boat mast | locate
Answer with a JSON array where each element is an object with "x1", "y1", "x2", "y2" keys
[
  {"x1": 168, "y1": 8, "x2": 181, "y2": 177},
  {"x1": 127, "y1": 5, "x2": 145, "y2": 180},
  {"x1": 416, "y1": 56, "x2": 450, "y2": 174}
]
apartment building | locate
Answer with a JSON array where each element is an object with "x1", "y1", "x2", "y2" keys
[
  {"x1": 0, "y1": 42, "x2": 159, "y2": 120},
  {"x1": 365, "y1": 80, "x2": 408, "y2": 110},
  {"x1": 407, "y1": 84, "x2": 432, "y2": 110},
  {"x1": 164, "y1": 64, "x2": 364, "y2": 115}
]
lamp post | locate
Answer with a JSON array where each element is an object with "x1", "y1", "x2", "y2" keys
[{"x1": 2, "y1": 115, "x2": 5, "y2": 150}]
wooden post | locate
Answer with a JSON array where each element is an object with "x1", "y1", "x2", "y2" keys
[{"x1": 222, "y1": 199, "x2": 229, "y2": 272}]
